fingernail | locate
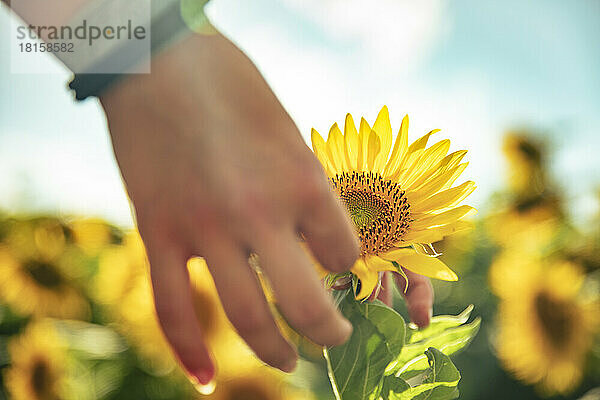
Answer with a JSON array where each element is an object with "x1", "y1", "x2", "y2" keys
[{"x1": 192, "y1": 368, "x2": 215, "y2": 386}]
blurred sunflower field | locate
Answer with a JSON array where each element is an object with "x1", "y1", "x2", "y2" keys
[
  {"x1": 0, "y1": 130, "x2": 598, "y2": 400},
  {"x1": 2, "y1": 1, "x2": 600, "y2": 399},
  {"x1": 0, "y1": 217, "x2": 316, "y2": 400}
]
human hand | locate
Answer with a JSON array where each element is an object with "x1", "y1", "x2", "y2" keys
[
  {"x1": 100, "y1": 30, "x2": 435, "y2": 385},
  {"x1": 99, "y1": 32, "x2": 360, "y2": 384}
]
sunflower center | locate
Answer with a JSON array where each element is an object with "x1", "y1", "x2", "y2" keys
[
  {"x1": 24, "y1": 260, "x2": 63, "y2": 288},
  {"x1": 332, "y1": 171, "x2": 411, "y2": 256},
  {"x1": 343, "y1": 189, "x2": 387, "y2": 228},
  {"x1": 534, "y1": 291, "x2": 574, "y2": 348}
]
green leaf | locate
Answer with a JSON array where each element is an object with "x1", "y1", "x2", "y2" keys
[
  {"x1": 364, "y1": 301, "x2": 405, "y2": 358},
  {"x1": 54, "y1": 320, "x2": 127, "y2": 359},
  {"x1": 386, "y1": 307, "x2": 480, "y2": 378},
  {"x1": 385, "y1": 348, "x2": 461, "y2": 400},
  {"x1": 332, "y1": 288, "x2": 351, "y2": 307},
  {"x1": 380, "y1": 376, "x2": 411, "y2": 400},
  {"x1": 324, "y1": 291, "x2": 406, "y2": 400},
  {"x1": 0, "y1": 335, "x2": 9, "y2": 368},
  {"x1": 406, "y1": 305, "x2": 474, "y2": 343}
]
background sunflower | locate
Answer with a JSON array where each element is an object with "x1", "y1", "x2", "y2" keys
[
  {"x1": 0, "y1": 218, "x2": 315, "y2": 400},
  {"x1": 493, "y1": 259, "x2": 598, "y2": 395},
  {"x1": 3, "y1": 319, "x2": 69, "y2": 400},
  {"x1": 0, "y1": 217, "x2": 89, "y2": 319},
  {"x1": 1, "y1": 1, "x2": 600, "y2": 398},
  {"x1": 0, "y1": 132, "x2": 598, "y2": 400}
]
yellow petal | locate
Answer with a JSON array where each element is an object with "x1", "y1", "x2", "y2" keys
[
  {"x1": 389, "y1": 130, "x2": 438, "y2": 183},
  {"x1": 410, "y1": 160, "x2": 468, "y2": 194},
  {"x1": 382, "y1": 249, "x2": 458, "y2": 281},
  {"x1": 384, "y1": 115, "x2": 409, "y2": 178},
  {"x1": 410, "y1": 205, "x2": 477, "y2": 231},
  {"x1": 402, "y1": 139, "x2": 451, "y2": 188},
  {"x1": 367, "y1": 130, "x2": 381, "y2": 171},
  {"x1": 344, "y1": 114, "x2": 359, "y2": 170},
  {"x1": 400, "y1": 220, "x2": 473, "y2": 244},
  {"x1": 408, "y1": 150, "x2": 468, "y2": 191},
  {"x1": 357, "y1": 131, "x2": 365, "y2": 172},
  {"x1": 310, "y1": 128, "x2": 325, "y2": 157},
  {"x1": 410, "y1": 181, "x2": 476, "y2": 213},
  {"x1": 366, "y1": 255, "x2": 398, "y2": 272},
  {"x1": 412, "y1": 243, "x2": 441, "y2": 257},
  {"x1": 438, "y1": 162, "x2": 469, "y2": 191},
  {"x1": 439, "y1": 150, "x2": 468, "y2": 171},
  {"x1": 351, "y1": 258, "x2": 379, "y2": 300},
  {"x1": 311, "y1": 128, "x2": 335, "y2": 175},
  {"x1": 545, "y1": 261, "x2": 584, "y2": 297},
  {"x1": 372, "y1": 106, "x2": 392, "y2": 172},
  {"x1": 359, "y1": 117, "x2": 372, "y2": 137},
  {"x1": 409, "y1": 129, "x2": 440, "y2": 153},
  {"x1": 407, "y1": 162, "x2": 468, "y2": 203},
  {"x1": 326, "y1": 123, "x2": 347, "y2": 171},
  {"x1": 389, "y1": 148, "x2": 424, "y2": 183},
  {"x1": 357, "y1": 118, "x2": 372, "y2": 171}
]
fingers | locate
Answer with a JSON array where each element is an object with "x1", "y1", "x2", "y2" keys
[
  {"x1": 299, "y1": 172, "x2": 360, "y2": 273},
  {"x1": 256, "y1": 229, "x2": 352, "y2": 346},
  {"x1": 202, "y1": 238, "x2": 297, "y2": 373},
  {"x1": 394, "y1": 269, "x2": 434, "y2": 328},
  {"x1": 146, "y1": 241, "x2": 214, "y2": 385}
]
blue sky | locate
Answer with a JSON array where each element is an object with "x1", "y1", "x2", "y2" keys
[{"x1": 1, "y1": 0, "x2": 599, "y2": 226}]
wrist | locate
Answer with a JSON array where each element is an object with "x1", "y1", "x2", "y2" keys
[
  {"x1": 99, "y1": 32, "x2": 221, "y2": 116},
  {"x1": 66, "y1": 0, "x2": 213, "y2": 100}
]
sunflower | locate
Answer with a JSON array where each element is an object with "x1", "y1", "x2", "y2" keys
[
  {"x1": 207, "y1": 368, "x2": 313, "y2": 400},
  {"x1": 0, "y1": 218, "x2": 89, "y2": 319},
  {"x1": 95, "y1": 232, "x2": 180, "y2": 373},
  {"x1": 4, "y1": 320, "x2": 69, "y2": 400},
  {"x1": 95, "y1": 234, "x2": 245, "y2": 374},
  {"x1": 95, "y1": 235, "x2": 228, "y2": 352},
  {"x1": 485, "y1": 196, "x2": 561, "y2": 253},
  {"x1": 311, "y1": 106, "x2": 476, "y2": 299},
  {"x1": 70, "y1": 218, "x2": 115, "y2": 255},
  {"x1": 493, "y1": 259, "x2": 598, "y2": 395},
  {"x1": 486, "y1": 132, "x2": 563, "y2": 252},
  {"x1": 502, "y1": 133, "x2": 547, "y2": 198}
]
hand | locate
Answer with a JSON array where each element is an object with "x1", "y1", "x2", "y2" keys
[{"x1": 99, "y1": 32, "x2": 359, "y2": 383}]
